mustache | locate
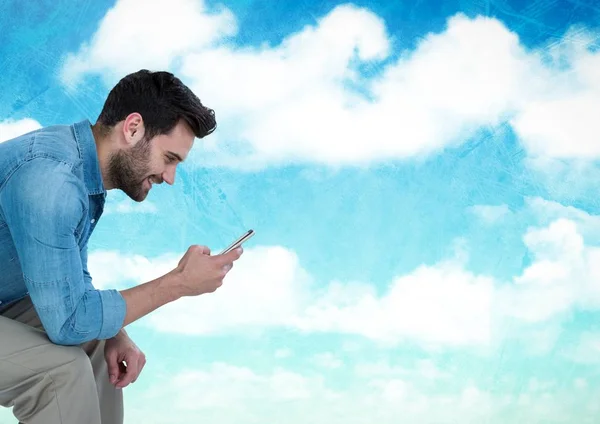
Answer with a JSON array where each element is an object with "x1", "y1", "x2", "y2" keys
[{"x1": 146, "y1": 175, "x2": 164, "y2": 184}]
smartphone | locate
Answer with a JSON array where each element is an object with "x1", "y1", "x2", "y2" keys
[{"x1": 219, "y1": 229, "x2": 255, "y2": 255}]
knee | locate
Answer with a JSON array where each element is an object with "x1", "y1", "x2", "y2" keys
[
  {"x1": 52, "y1": 345, "x2": 95, "y2": 385},
  {"x1": 64, "y1": 345, "x2": 94, "y2": 375},
  {"x1": 10, "y1": 345, "x2": 99, "y2": 423}
]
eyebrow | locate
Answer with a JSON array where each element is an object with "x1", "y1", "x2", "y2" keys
[{"x1": 167, "y1": 151, "x2": 185, "y2": 162}]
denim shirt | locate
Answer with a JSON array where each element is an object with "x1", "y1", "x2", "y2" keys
[{"x1": 0, "y1": 120, "x2": 126, "y2": 345}]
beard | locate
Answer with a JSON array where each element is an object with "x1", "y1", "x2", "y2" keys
[{"x1": 106, "y1": 138, "x2": 153, "y2": 202}]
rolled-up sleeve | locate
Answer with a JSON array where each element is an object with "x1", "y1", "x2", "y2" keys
[
  {"x1": 0, "y1": 157, "x2": 126, "y2": 345},
  {"x1": 80, "y1": 241, "x2": 126, "y2": 339}
]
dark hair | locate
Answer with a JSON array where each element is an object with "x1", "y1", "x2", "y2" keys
[{"x1": 96, "y1": 69, "x2": 216, "y2": 139}]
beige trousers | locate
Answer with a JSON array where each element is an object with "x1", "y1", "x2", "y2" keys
[{"x1": 0, "y1": 297, "x2": 123, "y2": 424}]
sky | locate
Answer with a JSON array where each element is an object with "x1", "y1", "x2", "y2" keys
[{"x1": 1, "y1": 0, "x2": 600, "y2": 422}]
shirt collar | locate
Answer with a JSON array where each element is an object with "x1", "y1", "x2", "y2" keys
[{"x1": 72, "y1": 119, "x2": 106, "y2": 196}]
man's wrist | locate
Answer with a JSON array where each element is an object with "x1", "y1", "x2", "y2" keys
[
  {"x1": 160, "y1": 269, "x2": 185, "y2": 302},
  {"x1": 112, "y1": 328, "x2": 128, "y2": 340},
  {"x1": 118, "y1": 270, "x2": 184, "y2": 328}
]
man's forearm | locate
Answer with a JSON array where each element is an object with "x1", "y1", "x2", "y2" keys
[{"x1": 119, "y1": 271, "x2": 182, "y2": 327}]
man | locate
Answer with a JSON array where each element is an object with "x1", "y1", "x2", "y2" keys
[{"x1": 0, "y1": 69, "x2": 244, "y2": 424}]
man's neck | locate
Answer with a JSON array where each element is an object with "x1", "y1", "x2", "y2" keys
[{"x1": 91, "y1": 124, "x2": 115, "y2": 190}]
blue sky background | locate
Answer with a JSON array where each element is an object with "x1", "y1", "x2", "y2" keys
[{"x1": 2, "y1": 0, "x2": 600, "y2": 422}]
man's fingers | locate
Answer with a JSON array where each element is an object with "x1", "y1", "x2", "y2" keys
[
  {"x1": 196, "y1": 245, "x2": 210, "y2": 255},
  {"x1": 215, "y1": 247, "x2": 243, "y2": 266},
  {"x1": 105, "y1": 351, "x2": 120, "y2": 384},
  {"x1": 116, "y1": 355, "x2": 139, "y2": 388}
]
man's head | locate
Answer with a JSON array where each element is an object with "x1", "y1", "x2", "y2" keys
[{"x1": 94, "y1": 69, "x2": 216, "y2": 201}]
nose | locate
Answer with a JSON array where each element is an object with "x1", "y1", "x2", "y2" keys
[{"x1": 162, "y1": 166, "x2": 176, "y2": 185}]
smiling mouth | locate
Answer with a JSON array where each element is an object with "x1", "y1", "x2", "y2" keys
[{"x1": 145, "y1": 176, "x2": 162, "y2": 188}]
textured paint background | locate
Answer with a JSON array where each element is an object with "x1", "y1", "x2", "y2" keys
[{"x1": 1, "y1": 0, "x2": 600, "y2": 422}]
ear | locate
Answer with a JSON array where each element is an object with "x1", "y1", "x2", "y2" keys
[{"x1": 122, "y1": 112, "x2": 145, "y2": 146}]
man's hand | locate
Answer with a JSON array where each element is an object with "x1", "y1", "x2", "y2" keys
[
  {"x1": 173, "y1": 245, "x2": 243, "y2": 297},
  {"x1": 119, "y1": 245, "x2": 243, "y2": 328},
  {"x1": 104, "y1": 330, "x2": 146, "y2": 389}
]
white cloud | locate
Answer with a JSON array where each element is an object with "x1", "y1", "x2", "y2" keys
[
  {"x1": 181, "y1": 11, "x2": 538, "y2": 168},
  {"x1": 90, "y1": 243, "x2": 494, "y2": 346},
  {"x1": 179, "y1": 4, "x2": 391, "y2": 168},
  {"x1": 89, "y1": 246, "x2": 314, "y2": 334},
  {"x1": 128, "y1": 362, "x2": 436, "y2": 423},
  {"x1": 59, "y1": 0, "x2": 236, "y2": 88},
  {"x1": 368, "y1": 378, "x2": 409, "y2": 402},
  {"x1": 525, "y1": 196, "x2": 600, "y2": 240},
  {"x1": 0, "y1": 118, "x2": 42, "y2": 143},
  {"x1": 129, "y1": 363, "x2": 337, "y2": 423},
  {"x1": 88, "y1": 250, "x2": 177, "y2": 289},
  {"x1": 497, "y1": 218, "x2": 600, "y2": 323},
  {"x1": 6, "y1": 359, "x2": 598, "y2": 424},
  {"x1": 354, "y1": 359, "x2": 450, "y2": 381},
  {"x1": 146, "y1": 245, "x2": 313, "y2": 335},
  {"x1": 89, "y1": 215, "x2": 600, "y2": 348},
  {"x1": 415, "y1": 359, "x2": 451, "y2": 380},
  {"x1": 87, "y1": 190, "x2": 600, "y2": 352},
  {"x1": 59, "y1": 1, "x2": 600, "y2": 169},
  {"x1": 163, "y1": 363, "x2": 328, "y2": 406},
  {"x1": 510, "y1": 27, "x2": 600, "y2": 159},
  {"x1": 312, "y1": 352, "x2": 343, "y2": 369},
  {"x1": 124, "y1": 362, "x2": 600, "y2": 424},
  {"x1": 89, "y1": 243, "x2": 490, "y2": 346},
  {"x1": 294, "y1": 262, "x2": 494, "y2": 348}
]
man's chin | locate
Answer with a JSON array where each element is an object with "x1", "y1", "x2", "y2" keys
[
  {"x1": 133, "y1": 192, "x2": 148, "y2": 202},
  {"x1": 123, "y1": 188, "x2": 148, "y2": 202}
]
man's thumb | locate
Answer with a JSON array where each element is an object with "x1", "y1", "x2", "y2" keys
[{"x1": 228, "y1": 247, "x2": 243, "y2": 259}]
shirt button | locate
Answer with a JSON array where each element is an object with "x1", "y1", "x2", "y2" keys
[{"x1": 90, "y1": 219, "x2": 96, "y2": 224}]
